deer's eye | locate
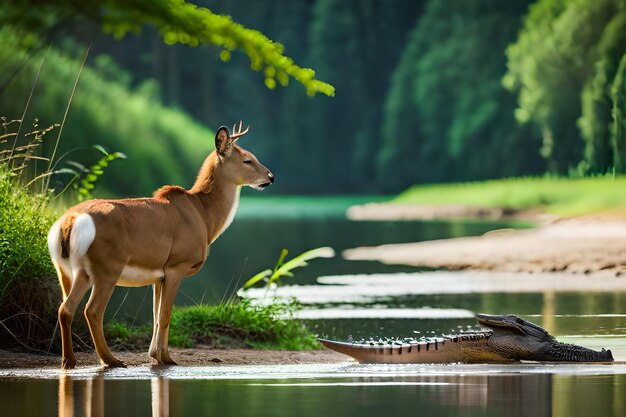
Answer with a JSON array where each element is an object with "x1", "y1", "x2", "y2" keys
[{"x1": 243, "y1": 160, "x2": 253, "y2": 164}]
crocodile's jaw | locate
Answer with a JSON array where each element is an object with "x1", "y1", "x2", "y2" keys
[{"x1": 477, "y1": 314, "x2": 614, "y2": 363}]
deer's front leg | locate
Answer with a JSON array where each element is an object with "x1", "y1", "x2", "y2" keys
[
  {"x1": 154, "y1": 267, "x2": 185, "y2": 365},
  {"x1": 149, "y1": 281, "x2": 163, "y2": 361}
]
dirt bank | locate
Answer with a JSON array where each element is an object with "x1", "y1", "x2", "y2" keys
[
  {"x1": 0, "y1": 347, "x2": 346, "y2": 369},
  {"x1": 345, "y1": 208, "x2": 626, "y2": 276},
  {"x1": 347, "y1": 202, "x2": 557, "y2": 223}
]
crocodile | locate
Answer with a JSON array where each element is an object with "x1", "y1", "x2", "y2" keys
[{"x1": 318, "y1": 314, "x2": 614, "y2": 364}]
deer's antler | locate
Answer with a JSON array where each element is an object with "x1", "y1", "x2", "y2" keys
[{"x1": 230, "y1": 120, "x2": 250, "y2": 141}]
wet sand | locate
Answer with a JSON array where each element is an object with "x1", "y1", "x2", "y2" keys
[
  {"x1": 345, "y1": 208, "x2": 626, "y2": 277},
  {"x1": 0, "y1": 347, "x2": 346, "y2": 370}
]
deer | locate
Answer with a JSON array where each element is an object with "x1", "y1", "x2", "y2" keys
[{"x1": 47, "y1": 122, "x2": 273, "y2": 369}]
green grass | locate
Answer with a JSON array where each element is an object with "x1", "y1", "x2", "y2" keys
[
  {"x1": 0, "y1": 167, "x2": 60, "y2": 348},
  {"x1": 170, "y1": 299, "x2": 319, "y2": 350},
  {"x1": 0, "y1": 168, "x2": 55, "y2": 293},
  {"x1": 395, "y1": 176, "x2": 626, "y2": 217},
  {"x1": 106, "y1": 299, "x2": 320, "y2": 351}
]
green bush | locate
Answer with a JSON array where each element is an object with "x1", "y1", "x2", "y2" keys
[
  {"x1": 0, "y1": 167, "x2": 55, "y2": 299},
  {"x1": 0, "y1": 166, "x2": 59, "y2": 349},
  {"x1": 169, "y1": 299, "x2": 320, "y2": 350}
]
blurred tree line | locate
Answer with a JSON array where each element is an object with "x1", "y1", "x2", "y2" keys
[{"x1": 1, "y1": 0, "x2": 625, "y2": 195}]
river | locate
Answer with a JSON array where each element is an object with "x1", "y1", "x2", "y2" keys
[{"x1": 2, "y1": 196, "x2": 625, "y2": 416}]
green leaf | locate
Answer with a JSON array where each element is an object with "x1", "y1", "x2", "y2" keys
[
  {"x1": 53, "y1": 168, "x2": 78, "y2": 176},
  {"x1": 66, "y1": 161, "x2": 87, "y2": 172},
  {"x1": 273, "y1": 249, "x2": 289, "y2": 272},
  {"x1": 92, "y1": 144, "x2": 109, "y2": 155},
  {"x1": 80, "y1": 180, "x2": 95, "y2": 190},
  {"x1": 269, "y1": 247, "x2": 334, "y2": 284},
  {"x1": 275, "y1": 247, "x2": 334, "y2": 275},
  {"x1": 242, "y1": 269, "x2": 272, "y2": 289}
]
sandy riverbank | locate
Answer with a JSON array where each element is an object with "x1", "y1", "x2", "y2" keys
[
  {"x1": 345, "y1": 205, "x2": 626, "y2": 276},
  {"x1": 0, "y1": 347, "x2": 346, "y2": 369}
]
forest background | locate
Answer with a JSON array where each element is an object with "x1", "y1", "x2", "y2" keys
[{"x1": 1, "y1": 0, "x2": 625, "y2": 197}]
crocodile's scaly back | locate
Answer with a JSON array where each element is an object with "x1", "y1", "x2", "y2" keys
[
  {"x1": 319, "y1": 314, "x2": 615, "y2": 364},
  {"x1": 318, "y1": 333, "x2": 514, "y2": 364}
]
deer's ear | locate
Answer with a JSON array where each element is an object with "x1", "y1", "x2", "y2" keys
[{"x1": 215, "y1": 126, "x2": 232, "y2": 157}]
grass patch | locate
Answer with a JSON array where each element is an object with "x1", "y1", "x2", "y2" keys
[
  {"x1": 395, "y1": 176, "x2": 626, "y2": 217},
  {"x1": 170, "y1": 299, "x2": 319, "y2": 350},
  {"x1": 0, "y1": 167, "x2": 60, "y2": 349},
  {"x1": 106, "y1": 299, "x2": 320, "y2": 351}
]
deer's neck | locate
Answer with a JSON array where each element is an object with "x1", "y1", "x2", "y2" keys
[{"x1": 190, "y1": 154, "x2": 241, "y2": 244}]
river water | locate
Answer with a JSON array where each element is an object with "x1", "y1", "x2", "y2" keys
[{"x1": 2, "y1": 197, "x2": 626, "y2": 416}]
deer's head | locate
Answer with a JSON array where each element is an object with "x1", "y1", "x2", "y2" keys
[{"x1": 214, "y1": 121, "x2": 274, "y2": 190}]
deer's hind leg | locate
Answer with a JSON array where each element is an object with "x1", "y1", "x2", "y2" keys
[
  {"x1": 58, "y1": 269, "x2": 91, "y2": 370},
  {"x1": 53, "y1": 261, "x2": 73, "y2": 300},
  {"x1": 84, "y1": 278, "x2": 126, "y2": 368}
]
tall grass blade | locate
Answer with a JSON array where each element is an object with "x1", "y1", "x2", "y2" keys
[
  {"x1": 45, "y1": 42, "x2": 91, "y2": 191},
  {"x1": 10, "y1": 45, "x2": 49, "y2": 163}
]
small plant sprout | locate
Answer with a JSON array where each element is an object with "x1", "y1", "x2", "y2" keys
[
  {"x1": 241, "y1": 247, "x2": 335, "y2": 290},
  {"x1": 53, "y1": 144, "x2": 126, "y2": 200}
]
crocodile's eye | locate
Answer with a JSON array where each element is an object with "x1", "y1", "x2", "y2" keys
[{"x1": 243, "y1": 160, "x2": 253, "y2": 164}]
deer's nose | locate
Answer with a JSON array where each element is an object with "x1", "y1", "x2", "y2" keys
[{"x1": 268, "y1": 171, "x2": 274, "y2": 183}]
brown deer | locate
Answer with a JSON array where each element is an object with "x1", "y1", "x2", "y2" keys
[{"x1": 47, "y1": 122, "x2": 273, "y2": 369}]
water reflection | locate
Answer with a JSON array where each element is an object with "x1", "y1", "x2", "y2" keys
[
  {"x1": 0, "y1": 369, "x2": 621, "y2": 416},
  {"x1": 57, "y1": 373, "x2": 169, "y2": 417},
  {"x1": 151, "y1": 377, "x2": 169, "y2": 417},
  {"x1": 58, "y1": 373, "x2": 105, "y2": 417}
]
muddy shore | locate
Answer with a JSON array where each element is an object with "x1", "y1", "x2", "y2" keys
[
  {"x1": 345, "y1": 204, "x2": 626, "y2": 277},
  {"x1": 0, "y1": 347, "x2": 346, "y2": 369}
]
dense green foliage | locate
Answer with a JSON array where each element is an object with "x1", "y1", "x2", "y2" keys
[
  {"x1": 0, "y1": 28, "x2": 213, "y2": 196},
  {"x1": 0, "y1": 165, "x2": 59, "y2": 349},
  {"x1": 168, "y1": 299, "x2": 320, "y2": 350},
  {"x1": 1, "y1": 0, "x2": 333, "y2": 97},
  {"x1": 307, "y1": 0, "x2": 424, "y2": 191},
  {"x1": 379, "y1": 0, "x2": 541, "y2": 191},
  {"x1": 74, "y1": 0, "x2": 425, "y2": 193},
  {"x1": 0, "y1": 168, "x2": 55, "y2": 299},
  {"x1": 3, "y1": 0, "x2": 626, "y2": 194},
  {"x1": 396, "y1": 176, "x2": 626, "y2": 216},
  {"x1": 504, "y1": 0, "x2": 626, "y2": 175}
]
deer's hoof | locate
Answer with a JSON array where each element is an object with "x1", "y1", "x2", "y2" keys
[
  {"x1": 104, "y1": 359, "x2": 127, "y2": 369},
  {"x1": 61, "y1": 356, "x2": 76, "y2": 370},
  {"x1": 159, "y1": 355, "x2": 178, "y2": 366}
]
